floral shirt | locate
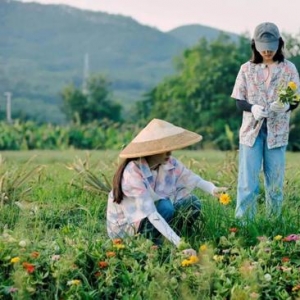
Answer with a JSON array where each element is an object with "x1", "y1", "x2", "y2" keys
[
  {"x1": 231, "y1": 60, "x2": 300, "y2": 149},
  {"x1": 107, "y1": 156, "x2": 213, "y2": 239}
]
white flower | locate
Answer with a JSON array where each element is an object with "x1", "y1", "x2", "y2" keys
[
  {"x1": 264, "y1": 273, "x2": 272, "y2": 281},
  {"x1": 19, "y1": 240, "x2": 27, "y2": 247}
]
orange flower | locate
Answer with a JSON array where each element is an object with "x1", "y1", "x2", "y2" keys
[
  {"x1": 31, "y1": 251, "x2": 40, "y2": 258},
  {"x1": 22, "y1": 262, "x2": 35, "y2": 273},
  {"x1": 94, "y1": 271, "x2": 102, "y2": 277},
  {"x1": 112, "y1": 238, "x2": 123, "y2": 245},
  {"x1": 282, "y1": 257, "x2": 290, "y2": 263},
  {"x1": 106, "y1": 251, "x2": 116, "y2": 258},
  {"x1": 292, "y1": 284, "x2": 300, "y2": 292},
  {"x1": 98, "y1": 261, "x2": 108, "y2": 268}
]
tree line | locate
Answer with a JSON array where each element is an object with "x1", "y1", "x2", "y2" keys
[{"x1": 58, "y1": 33, "x2": 300, "y2": 150}]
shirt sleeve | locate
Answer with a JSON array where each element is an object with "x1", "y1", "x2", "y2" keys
[
  {"x1": 121, "y1": 162, "x2": 156, "y2": 223},
  {"x1": 174, "y1": 159, "x2": 216, "y2": 195},
  {"x1": 290, "y1": 63, "x2": 300, "y2": 93},
  {"x1": 231, "y1": 65, "x2": 247, "y2": 101},
  {"x1": 147, "y1": 211, "x2": 181, "y2": 246},
  {"x1": 236, "y1": 99, "x2": 252, "y2": 112}
]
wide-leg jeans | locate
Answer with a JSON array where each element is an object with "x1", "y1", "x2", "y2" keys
[{"x1": 236, "y1": 122, "x2": 286, "y2": 219}]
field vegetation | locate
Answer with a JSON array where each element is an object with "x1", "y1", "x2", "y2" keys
[{"x1": 0, "y1": 150, "x2": 300, "y2": 299}]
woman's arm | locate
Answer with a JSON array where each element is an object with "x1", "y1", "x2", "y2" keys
[
  {"x1": 147, "y1": 211, "x2": 181, "y2": 246},
  {"x1": 236, "y1": 99, "x2": 252, "y2": 112}
]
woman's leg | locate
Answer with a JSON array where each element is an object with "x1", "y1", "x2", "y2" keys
[
  {"x1": 236, "y1": 137, "x2": 264, "y2": 220},
  {"x1": 173, "y1": 195, "x2": 201, "y2": 232},
  {"x1": 263, "y1": 145, "x2": 286, "y2": 216}
]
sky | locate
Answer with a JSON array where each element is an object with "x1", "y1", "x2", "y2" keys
[{"x1": 19, "y1": 0, "x2": 300, "y2": 36}]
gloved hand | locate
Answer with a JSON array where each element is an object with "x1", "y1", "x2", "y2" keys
[
  {"x1": 270, "y1": 101, "x2": 290, "y2": 113},
  {"x1": 251, "y1": 104, "x2": 268, "y2": 121},
  {"x1": 212, "y1": 187, "x2": 228, "y2": 197},
  {"x1": 182, "y1": 248, "x2": 197, "y2": 256}
]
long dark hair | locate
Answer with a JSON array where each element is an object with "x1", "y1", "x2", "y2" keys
[
  {"x1": 112, "y1": 158, "x2": 136, "y2": 204},
  {"x1": 250, "y1": 37, "x2": 285, "y2": 64}
]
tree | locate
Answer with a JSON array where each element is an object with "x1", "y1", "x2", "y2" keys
[
  {"x1": 61, "y1": 74, "x2": 122, "y2": 124},
  {"x1": 134, "y1": 34, "x2": 251, "y2": 149}
]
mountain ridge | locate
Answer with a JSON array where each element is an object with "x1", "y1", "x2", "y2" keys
[{"x1": 1, "y1": 0, "x2": 239, "y2": 123}]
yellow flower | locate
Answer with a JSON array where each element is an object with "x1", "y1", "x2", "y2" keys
[
  {"x1": 181, "y1": 255, "x2": 199, "y2": 267},
  {"x1": 11, "y1": 257, "x2": 20, "y2": 264},
  {"x1": 67, "y1": 279, "x2": 81, "y2": 286},
  {"x1": 274, "y1": 235, "x2": 282, "y2": 241},
  {"x1": 278, "y1": 81, "x2": 300, "y2": 104},
  {"x1": 288, "y1": 81, "x2": 297, "y2": 91},
  {"x1": 219, "y1": 193, "x2": 231, "y2": 205},
  {"x1": 189, "y1": 255, "x2": 199, "y2": 263},
  {"x1": 199, "y1": 244, "x2": 207, "y2": 251},
  {"x1": 213, "y1": 255, "x2": 224, "y2": 262},
  {"x1": 181, "y1": 259, "x2": 191, "y2": 267},
  {"x1": 113, "y1": 244, "x2": 125, "y2": 250}
]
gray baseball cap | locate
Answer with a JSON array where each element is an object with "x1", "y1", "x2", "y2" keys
[{"x1": 253, "y1": 22, "x2": 280, "y2": 52}]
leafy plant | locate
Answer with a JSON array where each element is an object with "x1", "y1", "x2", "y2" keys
[
  {"x1": 0, "y1": 155, "x2": 44, "y2": 207},
  {"x1": 66, "y1": 153, "x2": 111, "y2": 195}
]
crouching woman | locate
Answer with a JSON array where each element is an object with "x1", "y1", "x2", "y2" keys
[{"x1": 106, "y1": 118, "x2": 227, "y2": 255}]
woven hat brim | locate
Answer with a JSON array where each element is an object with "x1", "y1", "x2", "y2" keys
[{"x1": 119, "y1": 130, "x2": 202, "y2": 158}]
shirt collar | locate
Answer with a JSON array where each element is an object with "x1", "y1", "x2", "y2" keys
[{"x1": 138, "y1": 157, "x2": 175, "y2": 179}]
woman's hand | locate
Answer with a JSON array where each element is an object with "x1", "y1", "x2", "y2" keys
[
  {"x1": 178, "y1": 239, "x2": 196, "y2": 256},
  {"x1": 212, "y1": 187, "x2": 228, "y2": 197},
  {"x1": 270, "y1": 101, "x2": 290, "y2": 113},
  {"x1": 182, "y1": 248, "x2": 197, "y2": 256}
]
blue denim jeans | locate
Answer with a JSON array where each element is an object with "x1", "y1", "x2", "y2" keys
[
  {"x1": 236, "y1": 121, "x2": 286, "y2": 220},
  {"x1": 138, "y1": 195, "x2": 201, "y2": 244}
]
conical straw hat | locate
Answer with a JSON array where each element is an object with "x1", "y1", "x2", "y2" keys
[{"x1": 119, "y1": 119, "x2": 203, "y2": 158}]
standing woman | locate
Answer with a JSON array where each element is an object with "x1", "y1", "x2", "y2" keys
[
  {"x1": 106, "y1": 118, "x2": 227, "y2": 255},
  {"x1": 231, "y1": 22, "x2": 300, "y2": 220}
]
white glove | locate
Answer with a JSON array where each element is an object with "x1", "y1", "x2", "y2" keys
[
  {"x1": 182, "y1": 248, "x2": 197, "y2": 256},
  {"x1": 251, "y1": 105, "x2": 268, "y2": 121},
  {"x1": 270, "y1": 101, "x2": 290, "y2": 113},
  {"x1": 212, "y1": 187, "x2": 228, "y2": 197}
]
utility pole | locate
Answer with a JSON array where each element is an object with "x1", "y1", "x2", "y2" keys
[
  {"x1": 82, "y1": 52, "x2": 90, "y2": 95},
  {"x1": 4, "y1": 92, "x2": 12, "y2": 124}
]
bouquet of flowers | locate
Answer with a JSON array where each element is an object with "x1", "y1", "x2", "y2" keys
[{"x1": 277, "y1": 81, "x2": 300, "y2": 105}]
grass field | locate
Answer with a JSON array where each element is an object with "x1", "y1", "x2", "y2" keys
[{"x1": 0, "y1": 150, "x2": 300, "y2": 299}]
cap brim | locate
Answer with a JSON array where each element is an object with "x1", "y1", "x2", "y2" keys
[{"x1": 255, "y1": 40, "x2": 279, "y2": 52}]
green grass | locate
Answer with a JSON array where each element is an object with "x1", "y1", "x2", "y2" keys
[{"x1": 0, "y1": 150, "x2": 300, "y2": 299}]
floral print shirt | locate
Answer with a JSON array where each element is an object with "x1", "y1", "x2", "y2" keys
[
  {"x1": 107, "y1": 156, "x2": 212, "y2": 238},
  {"x1": 231, "y1": 60, "x2": 300, "y2": 149}
]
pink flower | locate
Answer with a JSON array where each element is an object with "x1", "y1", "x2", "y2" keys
[
  {"x1": 8, "y1": 287, "x2": 18, "y2": 293},
  {"x1": 257, "y1": 236, "x2": 268, "y2": 242},
  {"x1": 283, "y1": 234, "x2": 300, "y2": 242},
  {"x1": 51, "y1": 254, "x2": 60, "y2": 261}
]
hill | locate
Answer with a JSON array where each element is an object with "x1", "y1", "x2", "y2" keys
[
  {"x1": 168, "y1": 24, "x2": 239, "y2": 46},
  {"x1": 1, "y1": 0, "x2": 239, "y2": 123}
]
